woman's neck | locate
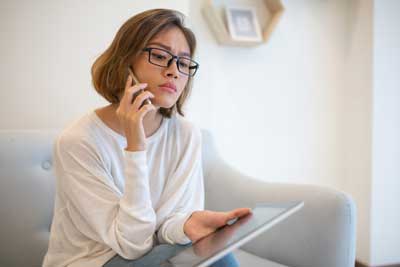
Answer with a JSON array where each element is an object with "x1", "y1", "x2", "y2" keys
[{"x1": 95, "y1": 104, "x2": 163, "y2": 138}]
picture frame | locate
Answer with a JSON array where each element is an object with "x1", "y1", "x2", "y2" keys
[{"x1": 225, "y1": 5, "x2": 263, "y2": 42}]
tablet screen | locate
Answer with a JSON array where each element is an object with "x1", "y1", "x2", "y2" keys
[{"x1": 165, "y1": 201, "x2": 303, "y2": 267}]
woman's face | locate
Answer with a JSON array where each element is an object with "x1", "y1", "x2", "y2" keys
[{"x1": 131, "y1": 26, "x2": 191, "y2": 109}]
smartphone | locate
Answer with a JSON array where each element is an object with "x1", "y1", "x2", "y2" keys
[{"x1": 128, "y1": 66, "x2": 152, "y2": 106}]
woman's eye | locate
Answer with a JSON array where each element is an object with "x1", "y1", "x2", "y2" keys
[
  {"x1": 152, "y1": 53, "x2": 166, "y2": 60},
  {"x1": 179, "y1": 61, "x2": 189, "y2": 68}
]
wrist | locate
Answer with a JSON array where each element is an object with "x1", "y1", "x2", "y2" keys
[
  {"x1": 125, "y1": 142, "x2": 146, "y2": 152},
  {"x1": 183, "y1": 211, "x2": 198, "y2": 240},
  {"x1": 125, "y1": 146, "x2": 145, "y2": 152}
]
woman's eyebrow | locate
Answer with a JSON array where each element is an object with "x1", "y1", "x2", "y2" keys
[{"x1": 147, "y1": 42, "x2": 191, "y2": 57}]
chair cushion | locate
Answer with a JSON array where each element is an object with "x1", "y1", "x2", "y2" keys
[{"x1": 234, "y1": 249, "x2": 289, "y2": 267}]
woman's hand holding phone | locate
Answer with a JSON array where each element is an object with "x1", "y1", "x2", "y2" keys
[{"x1": 116, "y1": 75, "x2": 155, "y2": 152}]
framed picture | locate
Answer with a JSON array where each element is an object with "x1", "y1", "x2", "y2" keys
[{"x1": 225, "y1": 6, "x2": 263, "y2": 42}]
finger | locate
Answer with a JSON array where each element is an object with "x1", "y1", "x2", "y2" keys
[
  {"x1": 120, "y1": 83, "x2": 148, "y2": 112},
  {"x1": 137, "y1": 103, "x2": 156, "y2": 119},
  {"x1": 121, "y1": 75, "x2": 133, "y2": 107},
  {"x1": 226, "y1": 217, "x2": 238, "y2": 225},
  {"x1": 125, "y1": 74, "x2": 133, "y2": 89},
  {"x1": 235, "y1": 208, "x2": 252, "y2": 217},
  {"x1": 224, "y1": 209, "x2": 249, "y2": 225},
  {"x1": 229, "y1": 208, "x2": 252, "y2": 219},
  {"x1": 131, "y1": 90, "x2": 154, "y2": 111},
  {"x1": 119, "y1": 84, "x2": 144, "y2": 111},
  {"x1": 224, "y1": 211, "x2": 239, "y2": 223}
]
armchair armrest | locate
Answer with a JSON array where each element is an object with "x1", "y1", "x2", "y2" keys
[{"x1": 200, "y1": 129, "x2": 356, "y2": 267}]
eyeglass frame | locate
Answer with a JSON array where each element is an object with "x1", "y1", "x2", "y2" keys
[{"x1": 142, "y1": 47, "x2": 199, "y2": 77}]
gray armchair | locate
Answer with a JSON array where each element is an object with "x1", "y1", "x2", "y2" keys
[
  {"x1": 0, "y1": 130, "x2": 356, "y2": 267},
  {"x1": 201, "y1": 130, "x2": 356, "y2": 267}
]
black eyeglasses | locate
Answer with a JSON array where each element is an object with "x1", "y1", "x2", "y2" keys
[{"x1": 142, "y1": 47, "x2": 199, "y2": 77}]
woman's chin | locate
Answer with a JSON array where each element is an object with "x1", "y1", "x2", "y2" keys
[{"x1": 153, "y1": 99, "x2": 175, "y2": 109}]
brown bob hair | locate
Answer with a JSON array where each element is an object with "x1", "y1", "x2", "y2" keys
[{"x1": 91, "y1": 9, "x2": 197, "y2": 118}]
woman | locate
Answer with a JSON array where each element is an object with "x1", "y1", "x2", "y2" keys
[{"x1": 43, "y1": 9, "x2": 250, "y2": 267}]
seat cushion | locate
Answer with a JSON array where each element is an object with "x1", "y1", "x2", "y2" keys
[{"x1": 234, "y1": 249, "x2": 289, "y2": 267}]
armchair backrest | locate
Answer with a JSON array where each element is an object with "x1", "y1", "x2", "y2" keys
[{"x1": 0, "y1": 130, "x2": 57, "y2": 267}]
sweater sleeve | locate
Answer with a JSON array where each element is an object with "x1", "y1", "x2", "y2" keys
[
  {"x1": 156, "y1": 127, "x2": 205, "y2": 245},
  {"x1": 54, "y1": 134, "x2": 156, "y2": 260}
]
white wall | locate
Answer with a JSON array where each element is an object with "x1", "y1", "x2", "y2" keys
[
  {"x1": 371, "y1": 0, "x2": 400, "y2": 265},
  {"x1": 189, "y1": 0, "x2": 350, "y2": 188}
]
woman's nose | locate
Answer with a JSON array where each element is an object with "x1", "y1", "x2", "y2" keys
[{"x1": 164, "y1": 59, "x2": 179, "y2": 78}]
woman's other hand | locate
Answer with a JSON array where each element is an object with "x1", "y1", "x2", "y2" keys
[
  {"x1": 183, "y1": 208, "x2": 252, "y2": 243},
  {"x1": 193, "y1": 212, "x2": 253, "y2": 257}
]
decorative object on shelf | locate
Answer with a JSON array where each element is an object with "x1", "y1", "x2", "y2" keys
[
  {"x1": 202, "y1": 0, "x2": 285, "y2": 47},
  {"x1": 225, "y1": 5, "x2": 262, "y2": 42}
]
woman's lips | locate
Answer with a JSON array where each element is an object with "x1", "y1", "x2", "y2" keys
[
  {"x1": 158, "y1": 86, "x2": 176, "y2": 93},
  {"x1": 159, "y1": 82, "x2": 177, "y2": 92}
]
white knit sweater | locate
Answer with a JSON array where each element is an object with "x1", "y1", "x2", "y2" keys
[{"x1": 43, "y1": 111, "x2": 204, "y2": 267}]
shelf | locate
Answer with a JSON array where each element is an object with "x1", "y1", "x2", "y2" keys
[{"x1": 202, "y1": 0, "x2": 285, "y2": 47}]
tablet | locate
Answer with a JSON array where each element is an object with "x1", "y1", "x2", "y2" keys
[
  {"x1": 165, "y1": 201, "x2": 304, "y2": 267},
  {"x1": 103, "y1": 201, "x2": 304, "y2": 267}
]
